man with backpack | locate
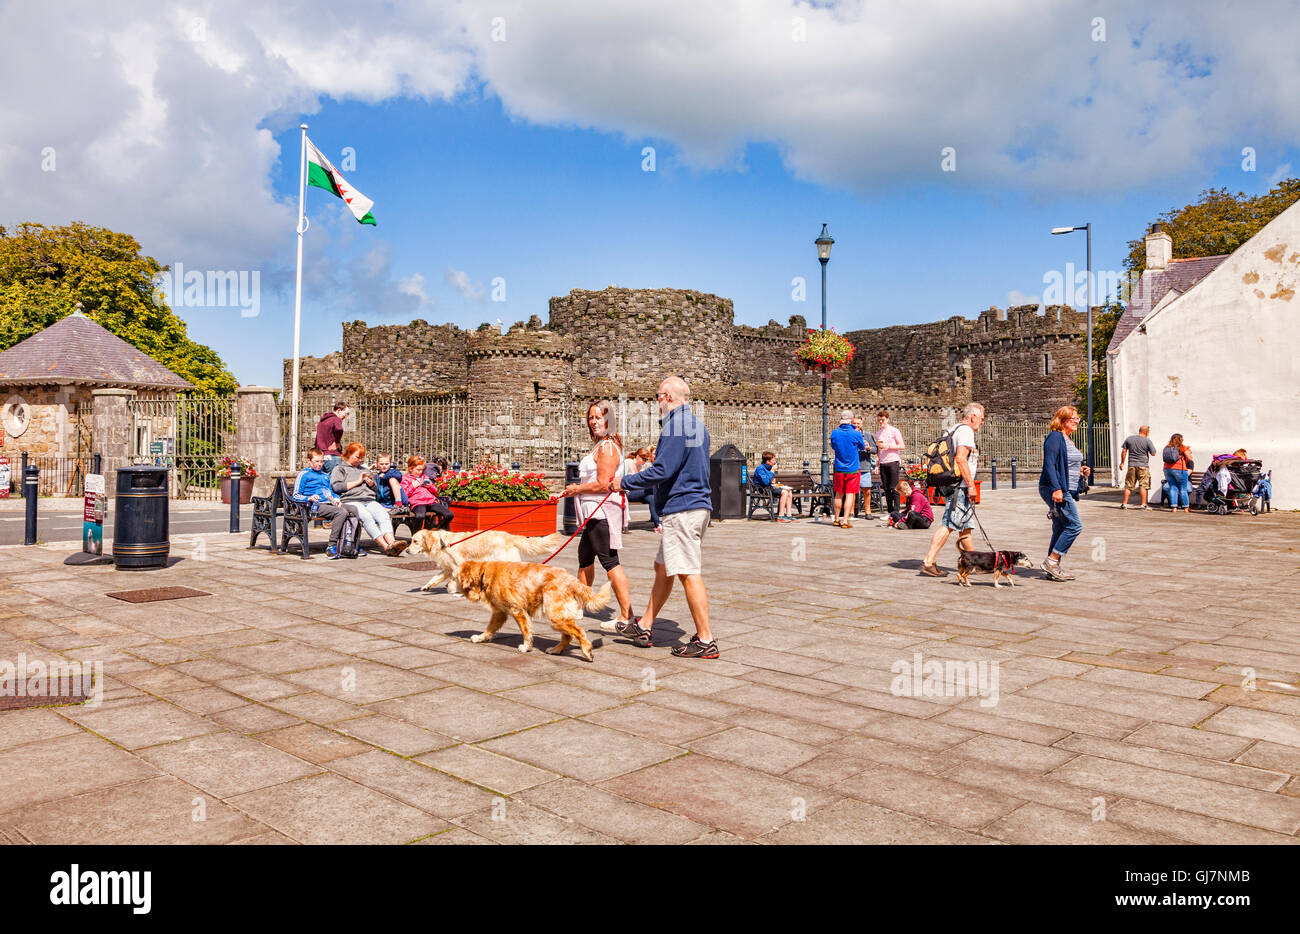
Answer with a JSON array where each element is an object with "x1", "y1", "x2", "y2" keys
[
  {"x1": 920, "y1": 403, "x2": 985, "y2": 577},
  {"x1": 291, "y1": 447, "x2": 362, "y2": 559}
]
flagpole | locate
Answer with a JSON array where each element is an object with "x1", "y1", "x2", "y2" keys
[{"x1": 289, "y1": 123, "x2": 308, "y2": 473}]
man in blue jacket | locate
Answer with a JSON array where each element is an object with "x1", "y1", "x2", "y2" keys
[
  {"x1": 829, "y1": 410, "x2": 867, "y2": 528},
  {"x1": 292, "y1": 447, "x2": 360, "y2": 559},
  {"x1": 611, "y1": 376, "x2": 717, "y2": 658}
]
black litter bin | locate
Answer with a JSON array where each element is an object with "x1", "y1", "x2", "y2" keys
[
  {"x1": 113, "y1": 466, "x2": 170, "y2": 569},
  {"x1": 710, "y1": 444, "x2": 746, "y2": 519}
]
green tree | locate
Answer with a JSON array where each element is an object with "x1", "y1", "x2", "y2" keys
[
  {"x1": 0, "y1": 222, "x2": 238, "y2": 394},
  {"x1": 1124, "y1": 177, "x2": 1300, "y2": 275},
  {"x1": 1073, "y1": 300, "x2": 1123, "y2": 422}
]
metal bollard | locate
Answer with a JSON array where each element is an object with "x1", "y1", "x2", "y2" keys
[
  {"x1": 24, "y1": 465, "x2": 38, "y2": 544},
  {"x1": 990, "y1": 457, "x2": 997, "y2": 490},
  {"x1": 229, "y1": 464, "x2": 241, "y2": 534},
  {"x1": 1010, "y1": 457, "x2": 1018, "y2": 489},
  {"x1": 93, "y1": 453, "x2": 102, "y2": 475},
  {"x1": 20, "y1": 452, "x2": 28, "y2": 499},
  {"x1": 562, "y1": 461, "x2": 579, "y2": 535},
  {"x1": 511, "y1": 460, "x2": 521, "y2": 472},
  {"x1": 452, "y1": 461, "x2": 462, "y2": 472}
]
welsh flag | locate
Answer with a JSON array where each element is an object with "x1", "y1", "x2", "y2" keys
[{"x1": 305, "y1": 137, "x2": 376, "y2": 225}]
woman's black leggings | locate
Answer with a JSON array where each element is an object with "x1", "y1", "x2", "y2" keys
[
  {"x1": 578, "y1": 518, "x2": 620, "y2": 571},
  {"x1": 889, "y1": 510, "x2": 931, "y2": 529},
  {"x1": 880, "y1": 462, "x2": 902, "y2": 514}
]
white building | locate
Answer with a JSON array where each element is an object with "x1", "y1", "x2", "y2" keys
[{"x1": 1107, "y1": 203, "x2": 1300, "y2": 508}]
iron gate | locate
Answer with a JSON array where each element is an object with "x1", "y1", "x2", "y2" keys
[{"x1": 128, "y1": 396, "x2": 236, "y2": 500}]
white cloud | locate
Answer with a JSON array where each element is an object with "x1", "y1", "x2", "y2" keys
[
  {"x1": 445, "y1": 267, "x2": 485, "y2": 301},
  {"x1": 4, "y1": 0, "x2": 1300, "y2": 336},
  {"x1": 1005, "y1": 290, "x2": 1042, "y2": 309}
]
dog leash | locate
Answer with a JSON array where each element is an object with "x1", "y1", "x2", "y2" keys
[
  {"x1": 441, "y1": 495, "x2": 563, "y2": 548},
  {"x1": 539, "y1": 489, "x2": 622, "y2": 564},
  {"x1": 966, "y1": 496, "x2": 1013, "y2": 575}
]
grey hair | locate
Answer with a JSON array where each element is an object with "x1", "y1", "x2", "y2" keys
[{"x1": 962, "y1": 402, "x2": 985, "y2": 420}]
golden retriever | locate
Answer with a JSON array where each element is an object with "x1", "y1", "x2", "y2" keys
[
  {"x1": 448, "y1": 559, "x2": 610, "y2": 661},
  {"x1": 408, "y1": 528, "x2": 566, "y2": 591}
]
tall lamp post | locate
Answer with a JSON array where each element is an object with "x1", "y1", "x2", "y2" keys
[
  {"x1": 1051, "y1": 223, "x2": 1092, "y2": 467},
  {"x1": 815, "y1": 224, "x2": 835, "y2": 487}
]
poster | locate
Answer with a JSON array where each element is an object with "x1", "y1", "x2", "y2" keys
[
  {"x1": 0, "y1": 456, "x2": 9, "y2": 499},
  {"x1": 83, "y1": 473, "x2": 105, "y2": 555}
]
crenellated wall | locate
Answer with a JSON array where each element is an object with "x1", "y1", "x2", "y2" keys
[{"x1": 286, "y1": 287, "x2": 1089, "y2": 418}]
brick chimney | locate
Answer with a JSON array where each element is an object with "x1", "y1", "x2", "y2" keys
[{"x1": 1145, "y1": 222, "x2": 1172, "y2": 271}]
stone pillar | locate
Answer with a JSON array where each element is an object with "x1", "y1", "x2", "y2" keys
[
  {"x1": 92, "y1": 388, "x2": 136, "y2": 491},
  {"x1": 236, "y1": 386, "x2": 280, "y2": 498}
]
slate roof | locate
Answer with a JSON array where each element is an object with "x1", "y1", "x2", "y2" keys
[
  {"x1": 0, "y1": 312, "x2": 193, "y2": 389},
  {"x1": 1107, "y1": 255, "x2": 1228, "y2": 354}
]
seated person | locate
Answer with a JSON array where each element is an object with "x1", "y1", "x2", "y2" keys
[
  {"x1": 621, "y1": 446, "x2": 662, "y2": 530},
  {"x1": 291, "y1": 447, "x2": 359, "y2": 558},
  {"x1": 330, "y1": 442, "x2": 405, "y2": 556},
  {"x1": 371, "y1": 452, "x2": 407, "y2": 510},
  {"x1": 753, "y1": 451, "x2": 795, "y2": 521},
  {"x1": 889, "y1": 480, "x2": 933, "y2": 529},
  {"x1": 402, "y1": 455, "x2": 454, "y2": 531}
]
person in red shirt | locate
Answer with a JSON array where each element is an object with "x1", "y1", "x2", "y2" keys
[{"x1": 315, "y1": 402, "x2": 349, "y2": 470}]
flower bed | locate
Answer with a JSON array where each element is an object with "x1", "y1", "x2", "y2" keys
[{"x1": 433, "y1": 460, "x2": 557, "y2": 536}]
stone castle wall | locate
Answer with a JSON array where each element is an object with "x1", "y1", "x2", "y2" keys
[
  {"x1": 285, "y1": 286, "x2": 1090, "y2": 419},
  {"x1": 548, "y1": 288, "x2": 734, "y2": 383}
]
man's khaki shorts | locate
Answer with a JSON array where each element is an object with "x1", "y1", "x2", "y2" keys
[
  {"x1": 1124, "y1": 466, "x2": 1151, "y2": 491},
  {"x1": 656, "y1": 508, "x2": 710, "y2": 576}
]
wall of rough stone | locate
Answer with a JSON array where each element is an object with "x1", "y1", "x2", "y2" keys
[
  {"x1": 548, "y1": 288, "x2": 734, "y2": 383},
  {"x1": 285, "y1": 287, "x2": 1090, "y2": 421},
  {"x1": 341, "y1": 319, "x2": 469, "y2": 393},
  {"x1": 0, "y1": 385, "x2": 94, "y2": 461}
]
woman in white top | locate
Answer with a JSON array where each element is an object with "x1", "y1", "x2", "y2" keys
[{"x1": 563, "y1": 400, "x2": 634, "y2": 627}]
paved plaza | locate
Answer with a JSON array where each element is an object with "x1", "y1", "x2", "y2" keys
[{"x1": 1, "y1": 486, "x2": 1298, "y2": 845}]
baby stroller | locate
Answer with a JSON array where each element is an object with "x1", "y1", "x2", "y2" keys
[{"x1": 1202, "y1": 456, "x2": 1263, "y2": 515}]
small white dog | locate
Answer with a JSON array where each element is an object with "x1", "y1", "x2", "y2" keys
[{"x1": 408, "y1": 528, "x2": 566, "y2": 591}]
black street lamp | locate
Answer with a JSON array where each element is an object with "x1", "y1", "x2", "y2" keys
[
  {"x1": 1051, "y1": 223, "x2": 1092, "y2": 466},
  {"x1": 815, "y1": 223, "x2": 834, "y2": 487}
]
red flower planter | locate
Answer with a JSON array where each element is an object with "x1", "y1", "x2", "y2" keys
[
  {"x1": 928, "y1": 481, "x2": 981, "y2": 506},
  {"x1": 220, "y1": 476, "x2": 254, "y2": 505},
  {"x1": 448, "y1": 500, "x2": 556, "y2": 536}
]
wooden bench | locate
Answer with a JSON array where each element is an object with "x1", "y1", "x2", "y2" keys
[{"x1": 747, "y1": 469, "x2": 831, "y2": 519}]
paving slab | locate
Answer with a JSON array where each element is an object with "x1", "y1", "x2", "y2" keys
[{"x1": 3, "y1": 489, "x2": 1298, "y2": 843}]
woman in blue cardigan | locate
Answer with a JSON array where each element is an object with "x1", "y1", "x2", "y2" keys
[{"x1": 1038, "y1": 406, "x2": 1091, "y2": 581}]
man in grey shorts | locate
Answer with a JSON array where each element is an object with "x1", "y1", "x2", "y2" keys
[
  {"x1": 611, "y1": 376, "x2": 717, "y2": 658},
  {"x1": 1119, "y1": 425, "x2": 1158, "y2": 509}
]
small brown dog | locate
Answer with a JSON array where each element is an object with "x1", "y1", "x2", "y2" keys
[
  {"x1": 956, "y1": 550, "x2": 1034, "y2": 588},
  {"x1": 448, "y1": 559, "x2": 610, "y2": 661}
]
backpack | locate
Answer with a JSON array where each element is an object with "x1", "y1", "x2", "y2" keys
[
  {"x1": 336, "y1": 511, "x2": 362, "y2": 558},
  {"x1": 924, "y1": 427, "x2": 962, "y2": 489}
]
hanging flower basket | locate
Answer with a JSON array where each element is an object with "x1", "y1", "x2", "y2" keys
[{"x1": 795, "y1": 327, "x2": 855, "y2": 375}]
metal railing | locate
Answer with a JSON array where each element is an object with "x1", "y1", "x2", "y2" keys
[{"x1": 276, "y1": 394, "x2": 1110, "y2": 477}]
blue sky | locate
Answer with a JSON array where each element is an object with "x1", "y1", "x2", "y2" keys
[
  {"x1": 206, "y1": 91, "x2": 1292, "y2": 388},
  {"x1": 5, "y1": 1, "x2": 1298, "y2": 388}
]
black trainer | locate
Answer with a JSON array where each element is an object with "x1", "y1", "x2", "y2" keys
[
  {"x1": 671, "y1": 636, "x2": 719, "y2": 659},
  {"x1": 615, "y1": 618, "x2": 654, "y2": 648}
]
